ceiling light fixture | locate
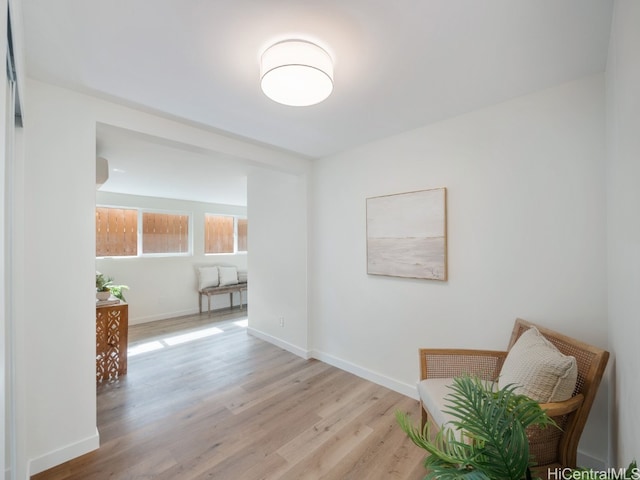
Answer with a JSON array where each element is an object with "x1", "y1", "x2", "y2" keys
[{"x1": 260, "y1": 40, "x2": 333, "y2": 107}]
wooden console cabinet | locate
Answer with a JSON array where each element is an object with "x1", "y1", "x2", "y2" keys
[{"x1": 96, "y1": 302, "x2": 128, "y2": 383}]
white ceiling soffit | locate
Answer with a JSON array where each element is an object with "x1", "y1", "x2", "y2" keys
[
  {"x1": 96, "y1": 125, "x2": 249, "y2": 206},
  {"x1": 23, "y1": 0, "x2": 613, "y2": 159}
]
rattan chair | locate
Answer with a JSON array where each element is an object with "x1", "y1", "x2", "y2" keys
[{"x1": 418, "y1": 318, "x2": 609, "y2": 474}]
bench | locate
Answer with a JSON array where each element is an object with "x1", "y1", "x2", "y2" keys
[
  {"x1": 198, "y1": 282, "x2": 247, "y2": 315},
  {"x1": 196, "y1": 264, "x2": 248, "y2": 315}
]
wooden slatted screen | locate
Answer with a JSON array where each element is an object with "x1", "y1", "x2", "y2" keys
[
  {"x1": 205, "y1": 215, "x2": 234, "y2": 254},
  {"x1": 237, "y1": 218, "x2": 248, "y2": 252},
  {"x1": 96, "y1": 207, "x2": 138, "y2": 257},
  {"x1": 142, "y1": 212, "x2": 189, "y2": 254}
]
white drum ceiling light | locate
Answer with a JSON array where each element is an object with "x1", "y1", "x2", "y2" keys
[{"x1": 260, "y1": 40, "x2": 334, "y2": 107}]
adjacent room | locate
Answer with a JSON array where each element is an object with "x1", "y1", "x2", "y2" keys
[{"x1": 2, "y1": 0, "x2": 639, "y2": 479}]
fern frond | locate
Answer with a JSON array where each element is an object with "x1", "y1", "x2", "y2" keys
[
  {"x1": 442, "y1": 376, "x2": 556, "y2": 479},
  {"x1": 398, "y1": 376, "x2": 558, "y2": 480},
  {"x1": 396, "y1": 410, "x2": 472, "y2": 465}
]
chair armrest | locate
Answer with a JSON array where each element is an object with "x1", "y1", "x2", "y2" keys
[
  {"x1": 539, "y1": 394, "x2": 584, "y2": 417},
  {"x1": 419, "y1": 348, "x2": 508, "y2": 381}
]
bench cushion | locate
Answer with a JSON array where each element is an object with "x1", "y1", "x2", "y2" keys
[
  {"x1": 418, "y1": 377, "x2": 458, "y2": 429},
  {"x1": 201, "y1": 283, "x2": 246, "y2": 294},
  {"x1": 418, "y1": 378, "x2": 498, "y2": 441},
  {"x1": 499, "y1": 326, "x2": 577, "y2": 402}
]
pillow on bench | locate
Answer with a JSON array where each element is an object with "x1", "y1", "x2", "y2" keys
[
  {"x1": 198, "y1": 266, "x2": 219, "y2": 290},
  {"x1": 219, "y1": 266, "x2": 239, "y2": 286}
]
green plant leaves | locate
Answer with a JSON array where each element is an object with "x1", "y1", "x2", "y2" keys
[
  {"x1": 95, "y1": 273, "x2": 113, "y2": 291},
  {"x1": 397, "y1": 376, "x2": 556, "y2": 480},
  {"x1": 108, "y1": 284, "x2": 129, "y2": 301}
]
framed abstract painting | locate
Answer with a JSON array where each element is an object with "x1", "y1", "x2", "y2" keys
[{"x1": 366, "y1": 187, "x2": 447, "y2": 281}]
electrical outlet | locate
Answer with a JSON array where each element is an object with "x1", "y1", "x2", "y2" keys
[{"x1": 279, "y1": 317, "x2": 285, "y2": 327}]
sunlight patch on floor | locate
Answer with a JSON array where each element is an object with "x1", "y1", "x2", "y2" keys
[
  {"x1": 164, "y1": 327, "x2": 224, "y2": 346},
  {"x1": 128, "y1": 341, "x2": 164, "y2": 357},
  {"x1": 128, "y1": 320, "x2": 247, "y2": 357}
]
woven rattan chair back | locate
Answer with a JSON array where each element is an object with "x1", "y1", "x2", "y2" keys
[{"x1": 508, "y1": 319, "x2": 609, "y2": 468}]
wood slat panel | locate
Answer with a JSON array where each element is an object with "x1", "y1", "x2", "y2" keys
[
  {"x1": 142, "y1": 212, "x2": 188, "y2": 254},
  {"x1": 96, "y1": 207, "x2": 137, "y2": 257},
  {"x1": 142, "y1": 212, "x2": 157, "y2": 253},
  {"x1": 108, "y1": 210, "x2": 122, "y2": 254},
  {"x1": 238, "y1": 218, "x2": 248, "y2": 251},
  {"x1": 124, "y1": 209, "x2": 138, "y2": 256},
  {"x1": 204, "y1": 214, "x2": 234, "y2": 254}
]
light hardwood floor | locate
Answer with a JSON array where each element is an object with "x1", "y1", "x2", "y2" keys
[{"x1": 32, "y1": 310, "x2": 427, "y2": 480}]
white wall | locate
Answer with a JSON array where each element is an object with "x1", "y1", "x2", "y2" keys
[
  {"x1": 606, "y1": 0, "x2": 640, "y2": 467},
  {"x1": 18, "y1": 79, "x2": 309, "y2": 477},
  {"x1": 246, "y1": 168, "x2": 309, "y2": 356},
  {"x1": 310, "y1": 75, "x2": 609, "y2": 464},
  {"x1": 22, "y1": 78, "x2": 99, "y2": 478},
  {"x1": 95, "y1": 192, "x2": 247, "y2": 324}
]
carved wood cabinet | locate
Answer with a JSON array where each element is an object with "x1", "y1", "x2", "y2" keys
[{"x1": 96, "y1": 302, "x2": 128, "y2": 383}]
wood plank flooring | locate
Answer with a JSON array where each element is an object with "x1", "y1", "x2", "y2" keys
[{"x1": 32, "y1": 310, "x2": 427, "y2": 480}]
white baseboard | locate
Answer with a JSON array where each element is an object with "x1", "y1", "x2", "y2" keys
[
  {"x1": 309, "y1": 349, "x2": 419, "y2": 400},
  {"x1": 29, "y1": 429, "x2": 99, "y2": 476},
  {"x1": 245, "y1": 329, "x2": 419, "y2": 400},
  {"x1": 130, "y1": 305, "x2": 249, "y2": 325},
  {"x1": 233, "y1": 331, "x2": 605, "y2": 468},
  {"x1": 247, "y1": 327, "x2": 311, "y2": 359},
  {"x1": 577, "y1": 451, "x2": 606, "y2": 470},
  {"x1": 129, "y1": 307, "x2": 201, "y2": 325}
]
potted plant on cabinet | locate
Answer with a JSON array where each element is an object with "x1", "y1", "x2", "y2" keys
[
  {"x1": 95, "y1": 272, "x2": 112, "y2": 300},
  {"x1": 96, "y1": 272, "x2": 129, "y2": 301}
]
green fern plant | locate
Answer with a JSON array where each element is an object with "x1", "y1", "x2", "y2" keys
[
  {"x1": 397, "y1": 376, "x2": 556, "y2": 480},
  {"x1": 95, "y1": 272, "x2": 129, "y2": 300},
  {"x1": 95, "y1": 272, "x2": 113, "y2": 292},
  {"x1": 107, "y1": 284, "x2": 129, "y2": 301}
]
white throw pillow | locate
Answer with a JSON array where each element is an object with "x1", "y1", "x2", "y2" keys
[
  {"x1": 198, "y1": 266, "x2": 219, "y2": 290},
  {"x1": 219, "y1": 266, "x2": 239, "y2": 286},
  {"x1": 499, "y1": 326, "x2": 578, "y2": 403}
]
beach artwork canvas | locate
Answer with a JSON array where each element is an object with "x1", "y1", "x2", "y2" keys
[{"x1": 366, "y1": 187, "x2": 447, "y2": 280}]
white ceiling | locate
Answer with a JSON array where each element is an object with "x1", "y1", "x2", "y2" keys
[
  {"x1": 20, "y1": 0, "x2": 614, "y2": 204},
  {"x1": 96, "y1": 125, "x2": 249, "y2": 206}
]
